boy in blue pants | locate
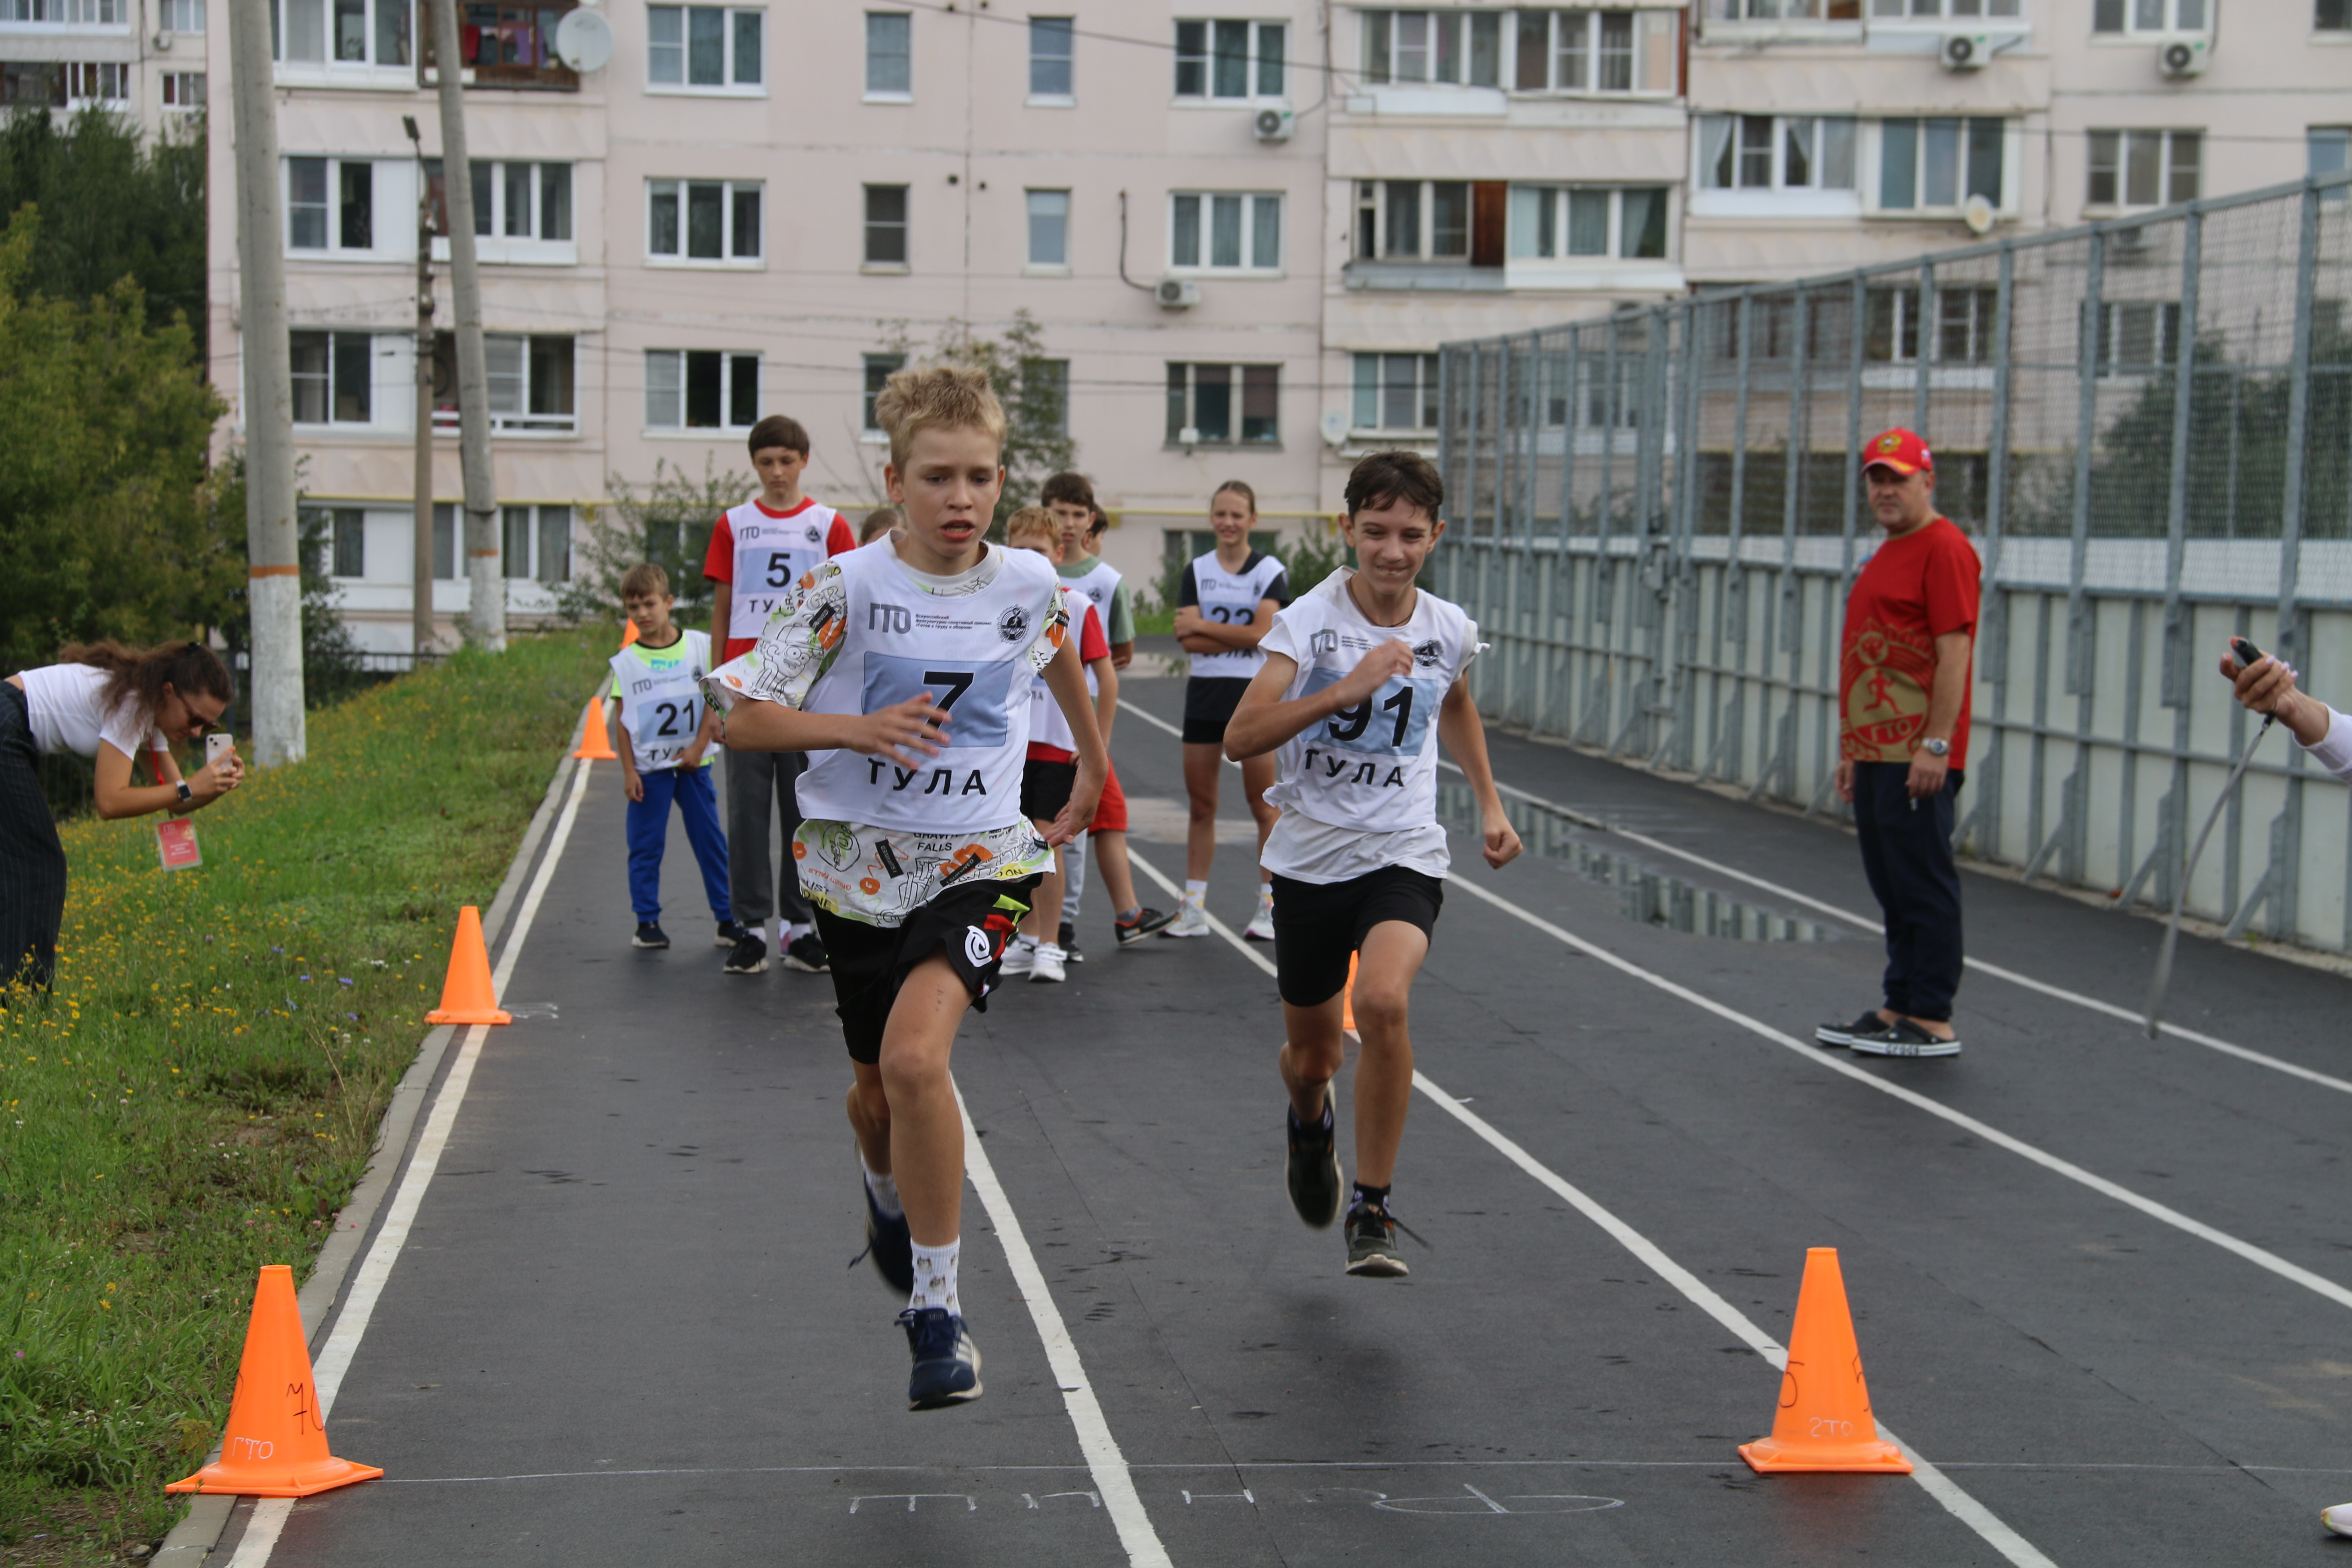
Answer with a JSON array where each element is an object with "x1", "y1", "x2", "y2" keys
[{"x1": 612, "y1": 563, "x2": 736, "y2": 949}]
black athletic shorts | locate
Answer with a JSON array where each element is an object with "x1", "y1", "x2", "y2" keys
[
  {"x1": 811, "y1": 873, "x2": 1041, "y2": 1064},
  {"x1": 1182, "y1": 676, "x2": 1254, "y2": 745},
  {"x1": 1268, "y1": 867, "x2": 1444, "y2": 1008},
  {"x1": 1020, "y1": 758, "x2": 1077, "y2": 820}
]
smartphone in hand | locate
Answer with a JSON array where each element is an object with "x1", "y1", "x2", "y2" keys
[{"x1": 205, "y1": 733, "x2": 235, "y2": 767}]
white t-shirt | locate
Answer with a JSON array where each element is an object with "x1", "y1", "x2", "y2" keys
[
  {"x1": 1180, "y1": 550, "x2": 1289, "y2": 678},
  {"x1": 13, "y1": 663, "x2": 165, "y2": 760},
  {"x1": 1256, "y1": 572, "x2": 1482, "y2": 885},
  {"x1": 2303, "y1": 704, "x2": 2352, "y2": 783}
]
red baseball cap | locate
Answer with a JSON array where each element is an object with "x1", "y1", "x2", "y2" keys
[{"x1": 1861, "y1": 427, "x2": 1933, "y2": 476}]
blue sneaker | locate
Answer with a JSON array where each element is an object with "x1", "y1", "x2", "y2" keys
[
  {"x1": 861, "y1": 1181, "x2": 913, "y2": 1295},
  {"x1": 898, "y1": 1308, "x2": 983, "y2": 1409}
]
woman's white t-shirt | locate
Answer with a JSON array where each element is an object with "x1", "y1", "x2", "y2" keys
[{"x1": 12, "y1": 664, "x2": 165, "y2": 760}]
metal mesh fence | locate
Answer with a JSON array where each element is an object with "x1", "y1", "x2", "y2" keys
[{"x1": 1437, "y1": 172, "x2": 2352, "y2": 956}]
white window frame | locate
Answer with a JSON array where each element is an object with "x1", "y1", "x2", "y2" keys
[
  {"x1": 644, "y1": 349, "x2": 763, "y2": 433},
  {"x1": 1513, "y1": 8, "x2": 1676, "y2": 97},
  {"x1": 1028, "y1": 14, "x2": 1073, "y2": 103},
  {"x1": 1354, "y1": 179, "x2": 1470, "y2": 263},
  {"x1": 1690, "y1": 114, "x2": 1859, "y2": 218},
  {"x1": 645, "y1": 178, "x2": 763, "y2": 268},
  {"x1": 1865, "y1": 116, "x2": 2015, "y2": 217},
  {"x1": 500, "y1": 504, "x2": 575, "y2": 585},
  {"x1": 1166, "y1": 361, "x2": 1281, "y2": 447},
  {"x1": 160, "y1": 70, "x2": 205, "y2": 109},
  {"x1": 1871, "y1": 0, "x2": 2020, "y2": 18},
  {"x1": 285, "y1": 156, "x2": 389, "y2": 258},
  {"x1": 646, "y1": 3, "x2": 765, "y2": 95},
  {"x1": 1505, "y1": 184, "x2": 1672, "y2": 262},
  {"x1": 159, "y1": 0, "x2": 203, "y2": 33},
  {"x1": 1172, "y1": 17, "x2": 1286, "y2": 101},
  {"x1": 432, "y1": 333, "x2": 578, "y2": 435},
  {"x1": 864, "y1": 10, "x2": 910, "y2": 100},
  {"x1": 431, "y1": 160, "x2": 576, "y2": 265},
  {"x1": 863, "y1": 184, "x2": 909, "y2": 269},
  {"x1": 2087, "y1": 300, "x2": 2184, "y2": 380},
  {"x1": 1703, "y1": 0, "x2": 1861, "y2": 24},
  {"x1": 1360, "y1": 9, "x2": 1505, "y2": 86},
  {"x1": 1026, "y1": 188, "x2": 1070, "y2": 270},
  {"x1": 1168, "y1": 190, "x2": 1283, "y2": 275},
  {"x1": 2085, "y1": 128, "x2": 2202, "y2": 211},
  {"x1": 1350, "y1": 351, "x2": 1440, "y2": 433},
  {"x1": 2, "y1": 0, "x2": 130, "y2": 25},
  {"x1": 290, "y1": 329, "x2": 380, "y2": 427},
  {"x1": 862, "y1": 352, "x2": 906, "y2": 434},
  {"x1": 2089, "y1": 0, "x2": 2208, "y2": 34},
  {"x1": 269, "y1": 0, "x2": 415, "y2": 83},
  {"x1": 63, "y1": 59, "x2": 126, "y2": 105}
]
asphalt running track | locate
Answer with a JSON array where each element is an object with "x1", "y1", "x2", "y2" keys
[{"x1": 204, "y1": 662, "x2": 2352, "y2": 1568}]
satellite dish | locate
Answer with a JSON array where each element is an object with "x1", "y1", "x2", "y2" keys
[
  {"x1": 1320, "y1": 409, "x2": 1349, "y2": 447},
  {"x1": 1963, "y1": 193, "x2": 1996, "y2": 236},
  {"x1": 554, "y1": 7, "x2": 613, "y2": 72}
]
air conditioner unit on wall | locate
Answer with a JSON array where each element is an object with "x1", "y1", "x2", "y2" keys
[
  {"x1": 1939, "y1": 32, "x2": 1989, "y2": 70},
  {"x1": 2158, "y1": 37, "x2": 2208, "y2": 77},
  {"x1": 1156, "y1": 277, "x2": 1201, "y2": 309},
  {"x1": 1253, "y1": 106, "x2": 1294, "y2": 142}
]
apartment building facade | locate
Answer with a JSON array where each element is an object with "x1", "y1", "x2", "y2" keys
[
  {"x1": 2, "y1": 0, "x2": 210, "y2": 139},
  {"x1": 201, "y1": 1, "x2": 2346, "y2": 652}
]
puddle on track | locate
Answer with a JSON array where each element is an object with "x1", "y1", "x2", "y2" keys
[{"x1": 1437, "y1": 785, "x2": 1840, "y2": 943}]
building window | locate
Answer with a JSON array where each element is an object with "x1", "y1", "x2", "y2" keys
[
  {"x1": 286, "y1": 157, "x2": 379, "y2": 254},
  {"x1": 2323, "y1": 0, "x2": 2350, "y2": 28},
  {"x1": 1697, "y1": 115, "x2": 1856, "y2": 191},
  {"x1": 1355, "y1": 179, "x2": 1471, "y2": 261},
  {"x1": 1026, "y1": 189, "x2": 1069, "y2": 267},
  {"x1": 2088, "y1": 301, "x2": 2183, "y2": 376},
  {"x1": 270, "y1": 0, "x2": 411, "y2": 68},
  {"x1": 2091, "y1": 0, "x2": 2206, "y2": 30},
  {"x1": 646, "y1": 4, "x2": 762, "y2": 90},
  {"x1": 161, "y1": 0, "x2": 203, "y2": 31},
  {"x1": 160, "y1": 71, "x2": 205, "y2": 107},
  {"x1": 2086, "y1": 129, "x2": 2201, "y2": 208},
  {"x1": 1029, "y1": 15, "x2": 1072, "y2": 98},
  {"x1": 432, "y1": 332, "x2": 576, "y2": 433},
  {"x1": 865, "y1": 11, "x2": 910, "y2": 97},
  {"x1": 1020, "y1": 356, "x2": 1070, "y2": 436},
  {"x1": 1166, "y1": 363, "x2": 1279, "y2": 446},
  {"x1": 1863, "y1": 286, "x2": 2000, "y2": 364},
  {"x1": 1709, "y1": 0, "x2": 1861, "y2": 19},
  {"x1": 1361, "y1": 10, "x2": 1502, "y2": 86},
  {"x1": 1876, "y1": 118, "x2": 2006, "y2": 213},
  {"x1": 2313, "y1": 128, "x2": 2351, "y2": 182},
  {"x1": 862, "y1": 353, "x2": 905, "y2": 431},
  {"x1": 501, "y1": 505, "x2": 572, "y2": 582},
  {"x1": 1352, "y1": 352, "x2": 1439, "y2": 432},
  {"x1": 1169, "y1": 191, "x2": 1282, "y2": 272},
  {"x1": 64, "y1": 60, "x2": 126, "y2": 103},
  {"x1": 291, "y1": 331, "x2": 374, "y2": 424},
  {"x1": 1872, "y1": 0, "x2": 2017, "y2": 15},
  {"x1": 1173, "y1": 18, "x2": 1284, "y2": 98},
  {"x1": 329, "y1": 508, "x2": 366, "y2": 578},
  {"x1": 16, "y1": 0, "x2": 130, "y2": 21},
  {"x1": 1507, "y1": 185, "x2": 1669, "y2": 260},
  {"x1": 645, "y1": 349, "x2": 760, "y2": 430},
  {"x1": 430, "y1": 159, "x2": 571, "y2": 243},
  {"x1": 1513, "y1": 9, "x2": 1675, "y2": 95},
  {"x1": 647, "y1": 178, "x2": 761, "y2": 263},
  {"x1": 0, "y1": 64, "x2": 66, "y2": 107},
  {"x1": 864, "y1": 184, "x2": 908, "y2": 266}
]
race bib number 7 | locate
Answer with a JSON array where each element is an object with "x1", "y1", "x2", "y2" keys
[{"x1": 861, "y1": 653, "x2": 1014, "y2": 749}]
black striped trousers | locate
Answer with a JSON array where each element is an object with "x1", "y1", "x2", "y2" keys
[{"x1": 0, "y1": 683, "x2": 66, "y2": 996}]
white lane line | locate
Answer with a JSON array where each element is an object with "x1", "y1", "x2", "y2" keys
[
  {"x1": 954, "y1": 1082, "x2": 1174, "y2": 1568},
  {"x1": 1123, "y1": 848, "x2": 2056, "y2": 1568},
  {"x1": 1435, "y1": 760, "x2": 2352, "y2": 1097},
  {"x1": 1118, "y1": 697, "x2": 1239, "y2": 768},
  {"x1": 230, "y1": 755, "x2": 597, "y2": 1568},
  {"x1": 1442, "y1": 871, "x2": 2352, "y2": 1315}
]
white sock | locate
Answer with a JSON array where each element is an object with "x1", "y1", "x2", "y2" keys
[
  {"x1": 860, "y1": 1152, "x2": 903, "y2": 1219},
  {"x1": 1183, "y1": 879, "x2": 1207, "y2": 905},
  {"x1": 787, "y1": 922, "x2": 812, "y2": 942},
  {"x1": 909, "y1": 1237, "x2": 960, "y2": 1314}
]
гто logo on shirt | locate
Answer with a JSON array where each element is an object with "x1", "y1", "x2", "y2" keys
[{"x1": 1309, "y1": 629, "x2": 1339, "y2": 657}]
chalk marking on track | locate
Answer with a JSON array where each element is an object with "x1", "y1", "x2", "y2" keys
[
  {"x1": 228, "y1": 756, "x2": 597, "y2": 1568},
  {"x1": 1432, "y1": 759, "x2": 2352, "y2": 1097},
  {"x1": 1441, "y1": 870, "x2": 2352, "y2": 1316},
  {"x1": 953, "y1": 1082, "x2": 1174, "y2": 1568},
  {"x1": 1124, "y1": 846, "x2": 2058, "y2": 1568}
]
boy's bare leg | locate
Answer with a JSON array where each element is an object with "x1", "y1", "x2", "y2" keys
[
  {"x1": 1242, "y1": 752, "x2": 1280, "y2": 887},
  {"x1": 1092, "y1": 829, "x2": 1141, "y2": 913},
  {"x1": 1279, "y1": 991, "x2": 1348, "y2": 1122},
  {"x1": 1182, "y1": 742, "x2": 1224, "y2": 882},
  {"x1": 1021, "y1": 819, "x2": 1066, "y2": 939},
  {"x1": 1345, "y1": 921, "x2": 1429, "y2": 1188},
  {"x1": 868, "y1": 952, "x2": 973, "y2": 1248}
]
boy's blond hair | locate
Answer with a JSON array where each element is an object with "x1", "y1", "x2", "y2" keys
[
  {"x1": 1004, "y1": 506, "x2": 1058, "y2": 547},
  {"x1": 873, "y1": 362, "x2": 1008, "y2": 468},
  {"x1": 619, "y1": 562, "x2": 671, "y2": 600},
  {"x1": 858, "y1": 505, "x2": 902, "y2": 544}
]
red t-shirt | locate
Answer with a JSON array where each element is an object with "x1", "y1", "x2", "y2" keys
[
  {"x1": 702, "y1": 498, "x2": 857, "y2": 661},
  {"x1": 1026, "y1": 603, "x2": 1111, "y2": 763},
  {"x1": 1839, "y1": 516, "x2": 1981, "y2": 770}
]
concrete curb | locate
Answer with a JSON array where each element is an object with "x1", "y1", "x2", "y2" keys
[{"x1": 151, "y1": 695, "x2": 591, "y2": 1568}]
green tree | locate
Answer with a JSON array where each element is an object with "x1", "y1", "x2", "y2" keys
[
  {"x1": 0, "y1": 107, "x2": 207, "y2": 362},
  {"x1": 882, "y1": 309, "x2": 1076, "y2": 532},
  {"x1": 0, "y1": 213, "x2": 229, "y2": 672},
  {"x1": 557, "y1": 454, "x2": 750, "y2": 623}
]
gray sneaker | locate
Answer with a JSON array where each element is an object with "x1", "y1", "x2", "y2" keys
[
  {"x1": 1285, "y1": 1091, "x2": 1342, "y2": 1229},
  {"x1": 1344, "y1": 1204, "x2": 1410, "y2": 1277}
]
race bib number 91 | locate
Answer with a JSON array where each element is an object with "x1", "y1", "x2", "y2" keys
[{"x1": 1300, "y1": 667, "x2": 1441, "y2": 756}]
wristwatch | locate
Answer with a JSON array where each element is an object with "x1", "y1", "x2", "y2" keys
[
  {"x1": 174, "y1": 778, "x2": 193, "y2": 804},
  {"x1": 1920, "y1": 737, "x2": 1951, "y2": 758}
]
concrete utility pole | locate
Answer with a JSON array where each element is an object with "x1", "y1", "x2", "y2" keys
[
  {"x1": 226, "y1": 0, "x2": 305, "y2": 763},
  {"x1": 428, "y1": 0, "x2": 503, "y2": 649},
  {"x1": 404, "y1": 115, "x2": 436, "y2": 662}
]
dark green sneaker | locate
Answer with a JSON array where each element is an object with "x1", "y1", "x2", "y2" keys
[
  {"x1": 1285, "y1": 1090, "x2": 1342, "y2": 1229},
  {"x1": 1345, "y1": 1204, "x2": 1409, "y2": 1277}
]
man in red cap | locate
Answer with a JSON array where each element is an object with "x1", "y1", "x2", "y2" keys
[{"x1": 1814, "y1": 428, "x2": 1979, "y2": 1059}]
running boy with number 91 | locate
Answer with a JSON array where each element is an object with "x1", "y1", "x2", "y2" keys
[
  {"x1": 1223, "y1": 450, "x2": 1522, "y2": 1278},
  {"x1": 706, "y1": 364, "x2": 1106, "y2": 1409}
]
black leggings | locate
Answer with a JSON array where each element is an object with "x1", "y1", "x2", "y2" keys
[{"x1": 0, "y1": 684, "x2": 66, "y2": 995}]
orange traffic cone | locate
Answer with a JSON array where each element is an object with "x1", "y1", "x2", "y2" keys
[
  {"x1": 425, "y1": 905, "x2": 511, "y2": 1026},
  {"x1": 1739, "y1": 1248, "x2": 1912, "y2": 1474},
  {"x1": 572, "y1": 696, "x2": 618, "y2": 760},
  {"x1": 1343, "y1": 952, "x2": 1359, "y2": 1035},
  {"x1": 619, "y1": 618, "x2": 639, "y2": 647},
  {"x1": 166, "y1": 1265, "x2": 381, "y2": 1497}
]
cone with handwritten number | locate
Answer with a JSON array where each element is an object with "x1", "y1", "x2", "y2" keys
[
  {"x1": 166, "y1": 1266, "x2": 381, "y2": 1497},
  {"x1": 572, "y1": 696, "x2": 619, "y2": 760},
  {"x1": 425, "y1": 905, "x2": 510, "y2": 1026},
  {"x1": 1739, "y1": 1248, "x2": 1912, "y2": 1473}
]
